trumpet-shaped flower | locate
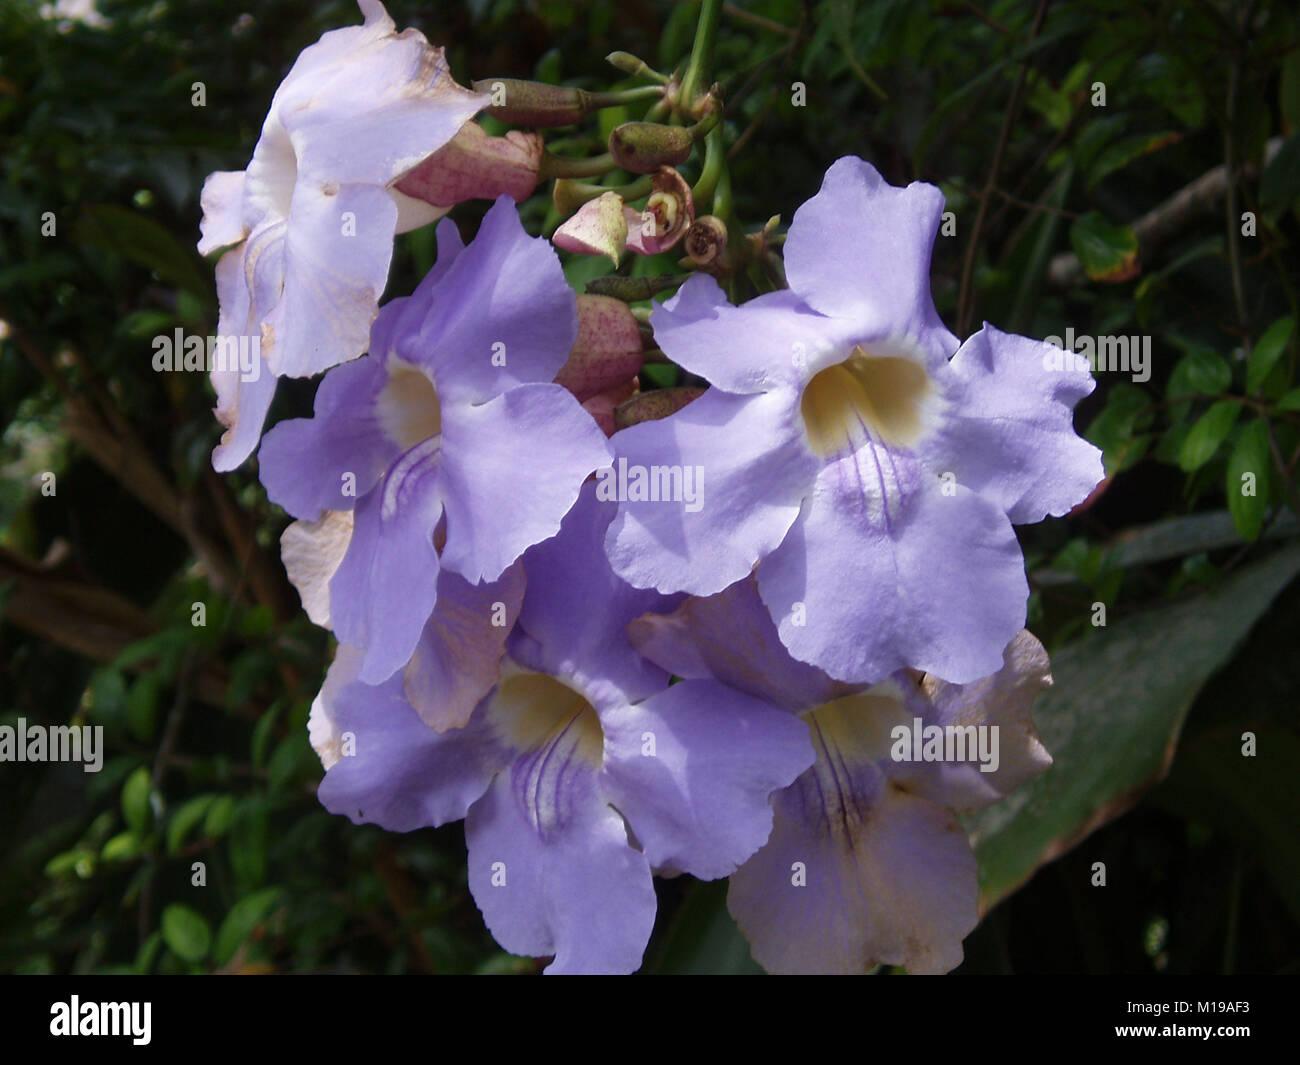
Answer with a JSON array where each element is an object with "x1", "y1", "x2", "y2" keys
[
  {"x1": 310, "y1": 485, "x2": 813, "y2": 973},
  {"x1": 629, "y1": 577, "x2": 1053, "y2": 974},
  {"x1": 259, "y1": 199, "x2": 611, "y2": 685},
  {"x1": 605, "y1": 156, "x2": 1103, "y2": 685},
  {"x1": 197, "y1": 0, "x2": 489, "y2": 471}
]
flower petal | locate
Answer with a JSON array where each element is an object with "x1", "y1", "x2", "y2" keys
[
  {"x1": 783, "y1": 156, "x2": 958, "y2": 363},
  {"x1": 257, "y1": 351, "x2": 402, "y2": 520},
  {"x1": 276, "y1": 13, "x2": 486, "y2": 189},
  {"x1": 650, "y1": 277, "x2": 849, "y2": 394},
  {"x1": 197, "y1": 170, "x2": 248, "y2": 255},
  {"x1": 604, "y1": 385, "x2": 819, "y2": 595},
  {"x1": 404, "y1": 562, "x2": 526, "y2": 731},
  {"x1": 758, "y1": 462, "x2": 1028, "y2": 684},
  {"x1": 903, "y1": 629, "x2": 1054, "y2": 811},
  {"x1": 400, "y1": 196, "x2": 578, "y2": 404},
  {"x1": 329, "y1": 437, "x2": 444, "y2": 683},
  {"x1": 280, "y1": 509, "x2": 354, "y2": 627},
  {"x1": 628, "y1": 576, "x2": 845, "y2": 712},
  {"x1": 210, "y1": 232, "x2": 281, "y2": 472},
  {"x1": 517, "y1": 481, "x2": 673, "y2": 707},
  {"x1": 438, "y1": 382, "x2": 611, "y2": 585},
  {"x1": 920, "y1": 323, "x2": 1104, "y2": 525},
  {"x1": 314, "y1": 644, "x2": 500, "y2": 832},
  {"x1": 600, "y1": 679, "x2": 813, "y2": 879},
  {"x1": 727, "y1": 763, "x2": 978, "y2": 974},
  {"x1": 466, "y1": 758, "x2": 655, "y2": 974},
  {"x1": 264, "y1": 182, "x2": 398, "y2": 378}
]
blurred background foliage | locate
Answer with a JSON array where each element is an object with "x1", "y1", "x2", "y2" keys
[{"x1": 1, "y1": 0, "x2": 1298, "y2": 974}]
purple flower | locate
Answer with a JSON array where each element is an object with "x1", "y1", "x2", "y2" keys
[
  {"x1": 279, "y1": 508, "x2": 525, "y2": 731},
  {"x1": 604, "y1": 156, "x2": 1103, "y2": 685},
  {"x1": 629, "y1": 577, "x2": 1053, "y2": 974},
  {"x1": 310, "y1": 485, "x2": 813, "y2": 973},
  {"x1": 259, "y1": 198, "x2": 611, "y2": 686},
  {"x1": 197, "y1": 0, "x2": 489, "y2": 471}
]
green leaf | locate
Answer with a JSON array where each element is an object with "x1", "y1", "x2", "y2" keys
[
  {"x1": 161, "y1": 903, "x2": 211, "y2": 963},
  {"x1": 646, "y1": 878, "x2": 762, "y2": 974},
  {"x1": 1069, "y1": 211, "x2": 1139, "y2": 282},
  {"x1": 1261, "y1": 133, "x2": 1300, "y2": 216},
  {"x1": 125, "y1": 673, "x2": 162, "y2": 742},
  {"x1": 968, "y1": 543, "x2": 1300, "y2": 913},
  {"x1": 121, "y1": 766, "x2": 153, "y2": 836},
  {"x1": 74, "y1": 204, "x2": 214, "y2": 306},
  {"x1": 166, "y1": 794, "x2": 217, "y2": 855},
  {"x1": 1085, "y1": 381, "x2": 1151, "y2": 474},
  {"x1": 213, "y1": 887, "x2": 283, "y2": 965},
  {"x1": 250, "y1": 701, "x2": 282, "y2": 770},
  {"x1": 1226, "y1": 418, "x2": 1272, "y2": 541},
  {"x1": 1166, "y1": 347, "x2": 1231, "y2": 402},
  {"x1": 1178, "y1": 400, "x2": 1240, "y2": 472},
  {"x1": 1156, "y1": 730, "x2": 1300, "y2": 924},
  {"x1": 134, "y1": 931, "x2": 164, "y2": 976},
  {"x1": 1246, "y1": 315, "x2": 1294, "y2": 395},
  {"x1": 1277, "y1": 387, "x2": 1300, "y2": 412},
  {"x1": 1087, "y1": 130, "x2": 1181, "y2": 191},
  {"x1": 203, "y1": 794, "x2": 236, "y2": 839},
  {"x1": 229, "y1": 797, "x2": 269, "y2": 890},
  {"x1": 101, "y1": 831, "x2": 143, "y2": 863}
]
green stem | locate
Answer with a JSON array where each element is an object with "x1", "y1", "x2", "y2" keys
[
  {"x1": 680, "y1": 0, "x2": 723, "y2": 108},
  {"x1": 606, "y1": 52, "x2": 672, "y2": 86},
  {"x1": 553, "y1": 174, "x2": 656, "y2": 212},
  {"x1": 712, "y1": 146, "x2": 733, "y2": 221},
  {"x1": 692, "y1": 127, "x2": 726, "y2": 211},
  {"x1": 538, "y1": 151, "x2": 617, "y2": 181},
  {"x1": 586, "y1": 85, "x2": 667, "y2": 109}
]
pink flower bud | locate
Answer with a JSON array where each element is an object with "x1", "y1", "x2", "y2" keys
[
  {"x1": 395, "y1": 122, "x2": 543, "y2": 207},
  {"x1": 551, "y1": 191, "x2": 628, "y2": 264},
  {"x1": 581, "y1": 378, "x2": 640, "y2": 437},
  {"x1": 555, "y1": 295, "x2": 644, "y2": 402}
]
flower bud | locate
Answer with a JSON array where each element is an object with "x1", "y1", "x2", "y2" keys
[
  {"x1": 614, "y1": 387, "x2": 706, "y2": 429},
  {"x1": 551, "y1": 191, "x2": 628, "y2": 264},
  {"x1": 471, "y1": 78, "x2": 588, "y2": 126},
  {"x1": 556, "y1": 296, "x2": 644, "y2": 402},
  {"x1": 625, "y1": 167, "x2": 694, "y2": 255},
  {"x1": 608, "y1": 122, "x2": 693, "y2": 174},
  {"x1": 395, "y1": 123, "x2": 543, "y2": 207},
  {"x1": 683, "y1": 215, "x2": 728, "y2": 267},
  {"x1": 581, "y1": 379, "x2": 640, "y2": 437}
]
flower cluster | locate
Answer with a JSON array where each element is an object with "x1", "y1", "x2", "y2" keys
[{"x1": 199, "y1": 2, "x2": 1103, "y2": 974}]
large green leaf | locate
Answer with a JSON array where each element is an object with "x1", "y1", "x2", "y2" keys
[
  {"x1": 74, "y1": 204, "x2": 214, "y2": 306},
  {"x1": 1225, "y1": 418, "x2": 1272, "y2": 542},
  {"x1": 1178, "y1": 399, "x2": 1240, "y2": 471},
  {"x1": 1069, "y1": 211, "x2": 1139, "y2": 282},
  {"x1": 646, "y1": 878, "x2": 763, "y2": 974},
  {"x1": 968, "y1": 543, "x2": 1300, "y2": 913},
  {"x1": 213, "y1": 887, "x2": 284, "y2": 966},
  {"x1": 161, "y1": 903, "x2": 211, "y2": 964},
  {"x1": 1156, "y1": 730, "x2": 1300, "y2": 925},
  {"x1": 1246, "y1": 315, "x2": 1294, "y2": 395}
]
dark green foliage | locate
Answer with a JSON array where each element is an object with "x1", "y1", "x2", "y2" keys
[{"x1": 2, "y1": 0, "x2": 1299, "y2": 974}]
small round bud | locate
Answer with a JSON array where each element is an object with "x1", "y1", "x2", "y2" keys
[
  {"x1": 684, "y1": 215, "x2": 728, "y2": 266},
  {"x1": 614, "y1": 387, "x2": 706, "y2": 429},
  {"x1": 608, "y1": 123, "x2": 693, "y2": 174}
]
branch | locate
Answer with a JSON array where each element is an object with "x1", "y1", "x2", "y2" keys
[{"x1": 1046, "y1": 136, "x2": 1283, "y2": 287}]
